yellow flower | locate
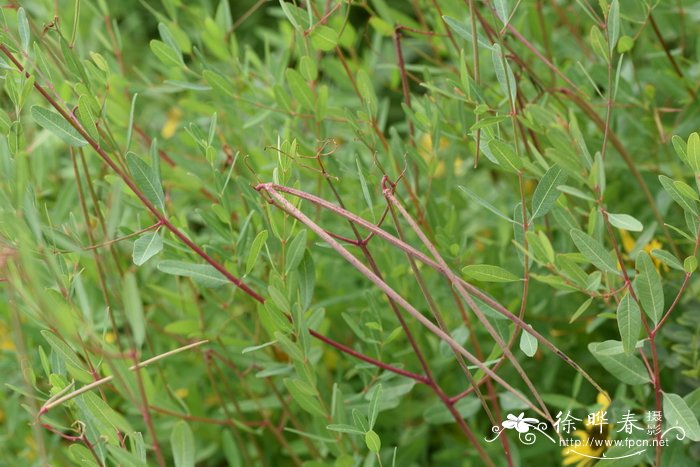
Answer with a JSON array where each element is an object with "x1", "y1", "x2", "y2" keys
[
  {"x1": 618, "y1": 230, "x2": 667, "y2": 272},
  {"x1": 418, "y1": 133, "x2": 449, "y2": 178},
  {"x1": 0, "y1": 321, "x2": 15, "y2": 352},
  {"x1": 161, "y1": 107, "x2": 182, "y2": 139},
  {"x1": 175, "y1": 388, "x2": 189, "y2": 399},
  {"x1": 562, "y1": 392, "x2": 612, "y2": 466}
]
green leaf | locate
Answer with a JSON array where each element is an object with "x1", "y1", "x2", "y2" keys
[
  {"x1": 651, "y1": 249, "x2": 684, "y2": 272},
  {"x1": 687, "y1": 132, "x2": 700, "y2": 173},
  {"x1": 519, "y1": 330, "x2": 537, "y2": 357},
  {"x1": 286, "y1": 68, "x2": 314, "y2": 111},
  {"x1": 150, "y1": 39, "x2": 183, "y2": 67},
  {"x1": 607, "y1": 213, "x2": 643, "y2": 232},
  {"x1": 285, "y1": 230, "x2": 307, "y2": 273},
  {"x1": 459, "y1": 186, "x2": 517, "y2": 224},
  {"x1": 107, "y1": 446, "x2": 148, "y2": 467},
  {"x1": 672, "y1": 135, "x2": 687, "y2": 163},
  {"x1": 284, "y1": 378, "x2": 326, "y2": 417},
  {"x1": 617, "y1": 35, "x2": 634, "y2": 54},
  {"x1": 570, "y1": 229, "x2": 620, "y2": 275},
  {"x1": 684, "y1": 256, "x2": 697, "y2": 273},
  {"x1": 663, "y1": 393, "x2": 700, "y2": 441},
  {"x1": 531, "y1": 165, "x2": 567, "y2": 219},
  {"x1": 77, "y1": 95, "x2": 99, "y2": 143},
  {"x1": 569, "y1": 297, "x2": 593, "y2": 323},
  {"x1": 368, "y1": 384, "x2": 382, "y2": 430},
  {"x1": 132, "y1": 232, "x2": 163, "y2": 266},
  {"x1": 203, "y1": 70, "x2": 235, "y2": 98},
  {"x1": 588, "y1": 340, "x2": 650, "y2": 385},
  {"x1": 82, "y1": 391, "x2": 134, "y2": 438},
  {"x1": 462, "y1": 264, "x2": 520, "y2": 283},
  {"x1": 122, "y1": 273, "x2": 146, "y2": 348},
  {"x1": 171, "y1": 421, "x2": 195, "y2": 467},
  {"x1": 327, "y1": 424, "x2": 364, "y2": 435},
  {"x1": 364, "y1": 430, "x2": 381, "y2": 453},
  {"x1": 659, "y1": 175, "x2": 698, "y2": 215},
  {"x1": 607, "y1": 0, "x2": 619, "y2": 54},
  {"x1": 126, "y1": 153, "x2": 165, "y2": 211},
  {"x1": 31, "y1": 106, "x2": 88, "y2": 147},
  {"x1": 310, "y1": 25, "x2": 338, "y2": 51},
  {"x1": 157, "y1": 260, "x2": 229, "y2": 288},
  {"x1": 616, "y1": 293, "x2": 640, "y2": 354},
  {"x1": 634, "y1": 252, "x2": 664, "y2": 324},
  {"x1": 494, "y1": 0, "x2": 510, "y2": 26},
  {"x1": 246, "y1": 230, "x2": 268, "y2": 274},
  {"x1": 491, "y1": 43, "x2": 516, "y2": 103},
  {"x1": 18, "y1": 7, "x2": 30, "y2": 52},
  {"x1": 40, "y1": 331, "x2": 92, "y2": 383},
  {"x1": 488, "y1": 139, "x2": 522, "y2": 173}
]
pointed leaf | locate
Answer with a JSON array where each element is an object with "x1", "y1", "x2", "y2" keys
[
  {"x1": 607, "y1": 213, "x2": 643, "y2": 232},
  {"x1": 588, "y1": 341, "x2": 650, "y2": 385},
  {"x1": 570, "y1": 229, "x2": 620, "y2": 275},
  {"x1": 462, "y1": 264, "x2": 520, "y2": 282},
  {"x1": 157, "y1": 260, "x2": 229, "y2": 288},
  {"x1": 31, "y1": 106, "x2": 88, "y2": 147},
  {"x1": 663, "y1": 393, "x2": 700, "y2": 442},
  {"x1": 171, "y1": 421, "x2": 195, "y2": 467},
  {"x1": 132, "y1": 232, "x2": 163, "y2": 266},
  {"x1": 126, "y1": 153, "x2": 165, "y2": 211},
  {"x1": 616, "y1": 293, "x2": 640, "y2": 354},
  {"x1": 531, "y1": 165, "x2": 567, "y2": 219},
  {"x1": 634, "y1": 252, "x2": 664, "y2": 323}
]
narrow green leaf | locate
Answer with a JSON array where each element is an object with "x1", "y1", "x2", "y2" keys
[
  {"x1": 171, "y1": 421, "x2": 195, "y2": 467},
  {"x1": 77, "y1": 95, "x2": 99, "y2": 143},
  {"x1": 494, "y1": 0, "x2": 510, "y2": 26},
  {"x1": 122, "y1": 273, "x2": 146, "y2": 349},
  {"x1": 286, "y1": 68, "x2": 314, "y2": 111},
  {"x1": 365, "y1": 430, "x2": 381, "y2": 453},
  {"x1": 607, "y1": 0, "x2": 619, "y2": 54},
  {"x1": 519, "y1": 330, "x2": 537, "y2": 357},
  {"x1": 651, "y1": 249, "x2": 684, "y2": 272},
  {"x1": 150, "y1": 39, "x2": 183, "y2": 67},
  {"x1": 284, "y1": 378, "x2": 326, "y2": 417},
  {"x1": 588, "y1": 340, "x2": 650, "y2": 385},
  {"x1": 569, "y1": 297, "x2": 593, "y2": 323},
  {"x1": 18, "y1": 7, "x2": 30, "y2": 52},
  {"x1": 157, "y1": 260, "x2": 228, "y2": 288},
  {"x1": 368, "y1": 384, "x2": 382, "y2": 430},
  {"x1": 40, "y1": 331, "x2": 92, "y2": 383},
  {"x1": 82, "y1": 391, "x2": 134, "y2": 436},
  {"x1": 326, "y1": 424, "x2": 364, "y2": 435},
  {"x1": 462, "y1": 264, "x2": 520, "y2": 283},
  {"x1": 686, "y1": 132, "x2": 700, "y2": 173},
  {"x1": 203, "y1": 70, "x2": 235, "y2": 98},
  {"x1": 356, "y1": 157, "x2": 374, "y2": 219},
  {"x1": 570, "y1": 229, "x2": 620, "y2": 275},
  {"x1": 488, "y1": 139, "x2": 521, "y2": 173},
  {"x1": 107, "y1": 445, "x2": 148, "y2": 467},
  {"x1": 531, "y1": 165, "x2": 567, "y2": 219},
  {"x1": 634, "y1": 252, "x2": 664, "y2": 323},
  {"x1": 125, "y1": 93, "x2": 138, "y2": 153},
  {"x1": 659, "y1": 175, "x2": 698, "y2": 215},
  {"x1": 132, "y1": 232, "x2": 163, "y2": 266},
  {"x1": 671, "y1": 134, "x2": 687, "y2": 163},
  {"x1": 31, "y1": 106, "x2": 88, "y2": 147},
  {"x1": 126, "y1": 152, "x2": 165, "y2": 211},
  {"x1": 616, "y1": 293, "x2": 640, "y2": 354},
  {"x1": 310, "y1": 25, "x2": 338, "y2": 51},
  {"x1": 246, "y1": 230, "x2": 268, "y2": 274},
  {"x1": 459, "y1": 186, "x2": 517, "y2": 224},
  {"x1": 285, "y1": 230, "x2": 307, "y2": 273},
  {"x1": 607, "y1": 213, "x2": 643, "y2": 232},
  {"x1": 491, "y1": 43, "x2": 516, "y2": 103},
  {"x1": 663, "y1": 393, "x2": 700, "y2": 442}
]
